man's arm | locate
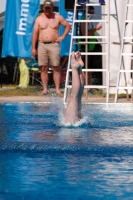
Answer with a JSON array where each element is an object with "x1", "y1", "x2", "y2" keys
[
  {"x1": 81, "y1": 22, "x2": 102, "y2": 36},
  {"x1": 32, "y1": 18, "x2": 39, "y2": 57},
  {"x1": 55, "y1": 15, "x2": 71, "y2": 42}
]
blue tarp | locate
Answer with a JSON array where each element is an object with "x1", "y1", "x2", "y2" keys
[
  {"x1": 2, "y1": 0, "x2": 40, "y2": 58},
  {"x1": 59, "y1": 0, "x2": 73, "y2": 57}
]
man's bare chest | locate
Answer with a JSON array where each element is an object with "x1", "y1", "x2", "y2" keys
[{"x1": 39, "y1": 19, "x2": 59, "y2": 30}]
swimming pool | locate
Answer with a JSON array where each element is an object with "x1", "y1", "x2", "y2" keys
[{"x1": 0, "y1": 102, "x2": 133, "y2": 199}]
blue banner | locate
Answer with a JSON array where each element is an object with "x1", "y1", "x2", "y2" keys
[
  {"x1": 59, "y1": 0, "x2": 84, "y2": 57},
  {"x1": 2, "y1": 0, "x2": 40, "y2": 58},
  {"x1": 59, "y1": 0, "x2": 74, "y2": 57}
]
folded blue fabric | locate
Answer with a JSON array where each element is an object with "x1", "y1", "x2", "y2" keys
[
  {"x1": 78, "y1": 0, "x2": 105, "y2": 5},
  {"x1": 99, "y1": 0, "x2": 106, "y2": 5},
  {"x1": 78, "y1": 0, "x2": 86, "y2": 5}
]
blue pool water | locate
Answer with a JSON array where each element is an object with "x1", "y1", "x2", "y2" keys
[{"x1": 0, "y1": 102, "x2": 133, "y2": 199}]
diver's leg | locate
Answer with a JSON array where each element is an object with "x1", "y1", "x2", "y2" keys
[
  {"x1": 64, "y1": 52, "x2": 81, "y2": 123},
  {"x1": 75, "y1": 51, "x2": 85, "y2": 118}
]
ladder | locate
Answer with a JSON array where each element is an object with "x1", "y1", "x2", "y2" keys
[
  {"x1": 115, "y1": 0, "x2": 133, "y2": 103},
  {"x1": 64, "y1": 0, "x2": 110, "y2": 103}
]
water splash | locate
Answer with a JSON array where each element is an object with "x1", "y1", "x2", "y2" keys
[
  {"x1": 28, "y1": 76, "x2": 89, "y2": 127},
  {"x1": 59, "y1": 112, "x2": 90, "y2": 128}
]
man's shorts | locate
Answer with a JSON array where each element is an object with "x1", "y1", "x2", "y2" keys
[{"x1": 38, "y1": 41, "x2": 60, "y2": 67}]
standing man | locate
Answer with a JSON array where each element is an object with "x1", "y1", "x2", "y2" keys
[{"x1": 32, "y1": 0, "x2": 71, "y2": 95}]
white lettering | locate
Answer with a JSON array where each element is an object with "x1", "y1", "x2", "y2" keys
[
  {"x1": 68, "y1": 11, "x2": 73, "y2": 15},
  {"x1": 22, "y1": 0, "x2": 30, "y2": 3},
  {"x1": 69, "y1": 22, "x2": 73, "y2": 26},
  {"x1": 19, "y1": 18, "x2": 27, "y2": 31},
  {"x1": 66, "y1": 12, "x2": 74, "y2": 35},
  {"x1": 21, "y1": 4, "x2": 29, "y2": 17},
  {"x1": 16, "y1": 0, "x2": 30, "y2": 36},
  {"x1": 66, "y1": 15, "x2": 73, "y2": 22},
  {"x1": 16, "y1": 31, "x2": 26, "y2": 35}
]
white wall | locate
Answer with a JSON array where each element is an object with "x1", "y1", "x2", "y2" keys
[
  {"x1": 104, "y1": 0, "x2": 133, "y2": 94},
  {"x1": 0, "y1": 0, "x2": 6, "y2": 13},
  {"x1": 0, "y1": 0, "x2": 6, "y2": 30}
]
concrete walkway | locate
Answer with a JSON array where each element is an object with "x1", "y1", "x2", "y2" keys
[{"x1": 0, "y1": 95, "x2": 133, "y2": 104}]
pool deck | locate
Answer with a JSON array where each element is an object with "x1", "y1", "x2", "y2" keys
[{"x1": 0, "y1": 95, "x2": 133, "y2": 104}]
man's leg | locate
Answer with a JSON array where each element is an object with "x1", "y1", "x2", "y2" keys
[
  {"x1": 48, "y1": 43, "x2": 61, "y2": 94},
  {"x1": 37, "y1": 42, "x2": 49, "y2": 95},
  {"x1": 41, "y1": 65, "x2": 49, "y2": 95},
  {"x1": 52, "y1": 66, "x2": 61, "y2": 95}
]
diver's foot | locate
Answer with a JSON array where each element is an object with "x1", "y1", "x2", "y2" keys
[
  {"x1": 71, "y1": 52, "x2": 80, "y2": 68},
  {"x1": 75, "y1": 51, "x2": 84, "y2": 67}
]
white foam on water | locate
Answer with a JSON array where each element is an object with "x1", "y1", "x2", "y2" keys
[
  {"x1": 46, "y1": 95, "x2": 90, "y2": 128},
  {"x1": 59, "y1": 115, "x2": 89, "y2": 127}
]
